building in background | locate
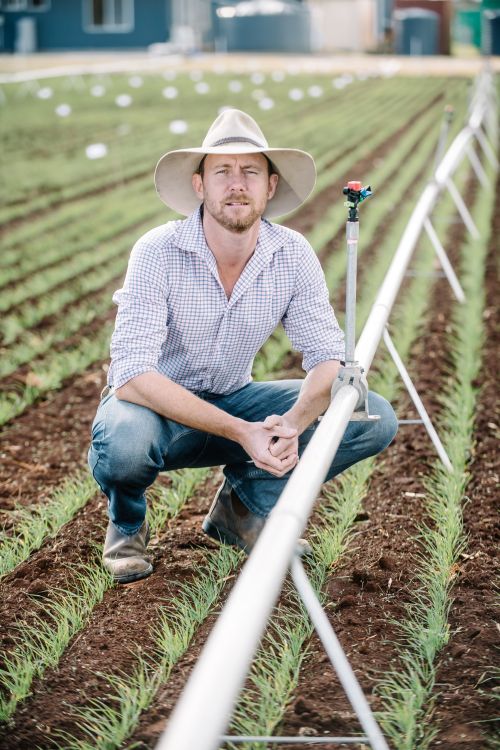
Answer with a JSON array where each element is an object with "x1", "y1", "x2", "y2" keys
[
  {"x1": 0, "y1": 0, "x2": 498, "y2": 55},
  {"x1": 0, "y1": 0, "x2": 177, "y2": 54}
]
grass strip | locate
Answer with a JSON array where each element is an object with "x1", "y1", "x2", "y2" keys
[
  {"x1": 374, "y1": 161, "x2": 496, "y2": 750},
  {"x1": 0, "y1": 467, "x2": 209, "y2": 722},
  {"x1": 0, "y1": 471, "x2": 96, "y2": 579}
]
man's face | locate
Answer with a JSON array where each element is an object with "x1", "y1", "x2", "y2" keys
[{"x1": 192, "y1": 153, "x2": 278, "y2": 234}]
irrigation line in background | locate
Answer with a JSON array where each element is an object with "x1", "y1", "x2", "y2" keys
[{"x1": 156, "y1": 67, "x2": 497, "y2": 750}]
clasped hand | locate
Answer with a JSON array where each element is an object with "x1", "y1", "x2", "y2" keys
[{"x1": 241, "y1": 414, "x2": 299, "y2": 478}]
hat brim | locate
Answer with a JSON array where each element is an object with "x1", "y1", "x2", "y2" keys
[{"x1": 154, "y1": 145, "x2": 316, "y2": 219}]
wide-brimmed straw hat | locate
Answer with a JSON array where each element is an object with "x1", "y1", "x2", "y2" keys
[{"x1": 154, "y1": 108, "x2": 316, "y2": 219}]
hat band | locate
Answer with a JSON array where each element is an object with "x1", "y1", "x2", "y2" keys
[{"x1": 209, "y1": 136, "x2": 266, "y2": 148}]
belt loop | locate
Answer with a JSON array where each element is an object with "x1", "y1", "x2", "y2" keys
[{"x1": 100, "y1": 385, "x2": 114, "y2": 400}]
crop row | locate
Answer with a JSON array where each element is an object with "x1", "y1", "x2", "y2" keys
[
  {"x1": 375, "y1": 158, "x2": 496, "y2": 748},
  {"x1": 0, "y1": 74, "x2": 378, "y2": 219},
  {"x1": 0, "y1": 75, "x2": 442, "y2": 226}
]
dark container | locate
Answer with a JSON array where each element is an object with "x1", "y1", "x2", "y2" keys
[
  {"x1": 394, "y1": 0, "x2": 452, "y2": 53},
  {"x1": 483, "y1": 9, "x2": 500, "y2": 52},
  {"x1": 214, "y1": 0, "x2": 311, "y2": 53},
  {"x1": 394, "y1": 8, "x2": 440, "y2": 54}
]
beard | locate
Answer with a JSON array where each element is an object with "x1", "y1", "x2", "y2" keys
[{"x1": 203, "y1": 193, "x2": 266, "y2": 234}]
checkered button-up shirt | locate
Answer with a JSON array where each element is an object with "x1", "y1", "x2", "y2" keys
[{"x1": 108, "y1": 208, "x2": 345, "y2": 394}]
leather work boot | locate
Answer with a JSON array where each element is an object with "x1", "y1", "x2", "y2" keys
[
  {"x1": 202, "y1": 480, "x2": 311, "y2": 555},
  {"x1": 103, "y1": 520, "x2": 153, "y2": 584},
  {"x1": 202, "y1": 479, "x2": 264, "y2": 553}
]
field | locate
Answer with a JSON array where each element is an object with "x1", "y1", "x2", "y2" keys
[{"x1": 0, "y1": 63, "x2": 498, "y2": 750}]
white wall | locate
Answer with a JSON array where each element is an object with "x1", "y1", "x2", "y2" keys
[{"x1": 309, "y1": 0, "x2": 379, "y2": 52}]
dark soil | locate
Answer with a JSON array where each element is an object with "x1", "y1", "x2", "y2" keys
[{"x1": 0, "y1": 126, "x2": 496, "y2": 750}]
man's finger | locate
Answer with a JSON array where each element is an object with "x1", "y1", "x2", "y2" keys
[
  {"x1": 269, "y1": 425, "x2": 297, "y2": 439},
  {"x1": 255, "y1": 451, "x2": 297, "y2": 477},
  {"x1": 269, "y1": 437, "x2": 295, "y2": 457},
  {"x1": 263, "y1": 415, "x2": 282, "y2": 429}
]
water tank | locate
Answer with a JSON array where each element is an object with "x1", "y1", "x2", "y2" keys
[
  {"x1": 394, "y1": 8, "x2": 440, "y2": 54},
  {"x1": 483, "y1": 9, "x2": 500, "y2": 52},
  {"x1": 15, "y1": 16, "x2": 37, "y2": 54},
  {"x1": 394, "y1": 0, "x2": 451, "y2": 53},
  {"x1": 215, "y1": 0, "x2": 312, "y2": 53}
]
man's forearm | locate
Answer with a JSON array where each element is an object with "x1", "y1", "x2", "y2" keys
[
  {"x1": 284, "y1": 360, "x2": 341, "y2": 433},
  {"x1": 115, "y1": 371, "x2": 299, "y2": 478},
  {"x1": 116, "y1": 371, "x2": 246, "y2": 443}
]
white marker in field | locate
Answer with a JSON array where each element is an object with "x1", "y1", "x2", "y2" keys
[
  {"x1": 258, "y1": 97, "x2": 274, "y2": 111},
  {"x1": 169, "y1": 120, "x2": 188, "y2": 134},
  {"x1": 116, "y1": 94, "x2": 132, "y2": 108},
  {"x1": 250, "y1": 72, "x2": 265, "y2": 85},
  {"x1": 195, "y1": 82, "x2": 210, "y2": 94},
  {"x1": 308, "y1": 85, "x2": 323, "y2": 98},
  {"x1": 37, "y1": 87, "x2": 53, "y2": 100},
  {"x1": 288, "y1": 88, "x2": 304, "y2": 101},
  {"x1": 55, "y1": 104, "x2": 72, "y2": 117},
  {"x1": 86, "y1": 143, "x2": 108, "y2": 160},
  {"x1": 91, "y1": 84, "x2": 106, "y2": 97},
  {"x1": 228, "y1": 80, "x2": 243, "y2": 93},
  {"x1": 129, "y1": 75, "x2": 143, "y2": 88},
  {"x1": 271, "y1": 70, "x2": 285, "y2": 82},
  {"x1": 162, "y1": 86, "x2": 178, "y2": 99}
]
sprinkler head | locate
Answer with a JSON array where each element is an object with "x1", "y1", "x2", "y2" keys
[{"x1": 343, "y1": 182, "x2": 373, "y2": 220}]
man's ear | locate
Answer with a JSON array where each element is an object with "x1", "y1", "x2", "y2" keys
[
  {"x1": 268, "y1": 173, "x2": 278, "y2": 200},
  {"x1": 192, "y1": 172, "x2": 204, "y2": 199}
]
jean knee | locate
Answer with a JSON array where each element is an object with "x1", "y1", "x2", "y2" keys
[
  {"x1": 91, "y1": 402, "x2": 164, "y2": 486},
  {"x1": 368, "y1": 393, "x2": 398, "y2": 450}
]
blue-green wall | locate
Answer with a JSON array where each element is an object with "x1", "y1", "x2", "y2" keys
[{"x1": 1, "y1": 0, "x2": 171, "y2": 52}]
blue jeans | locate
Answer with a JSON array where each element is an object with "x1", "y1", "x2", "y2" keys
[{"x1": 88, "y1": 381, "x2": 398, "y2": 536}]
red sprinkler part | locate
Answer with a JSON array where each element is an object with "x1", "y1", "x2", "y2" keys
[{"x1": 347, "y1": 181, "x2": 362, "y2": 191}]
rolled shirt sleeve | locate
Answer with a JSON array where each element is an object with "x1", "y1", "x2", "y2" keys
[
  {"x1": 108, "y1": 235, "x2": 170, "y2": 389},
  {"x1": 281, "y1": 241, "x2": 345, "y2": 371}
]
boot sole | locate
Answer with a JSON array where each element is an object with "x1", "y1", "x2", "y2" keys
[
  {"x1": 113, "y1": 563, "x2": 153, "y2": 585},
  {"x1": 202, "y1": 517, "x2": 248, "y2": 553}
]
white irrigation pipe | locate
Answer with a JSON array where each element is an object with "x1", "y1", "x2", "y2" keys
[{"x1": 156, "y1": 70, "x2": 496, "y2": 750}]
